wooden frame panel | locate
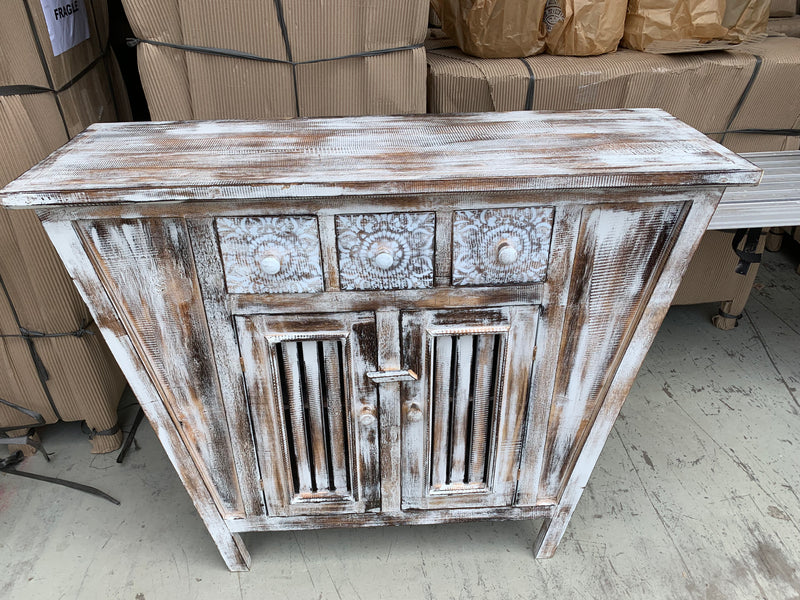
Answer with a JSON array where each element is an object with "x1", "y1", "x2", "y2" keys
[
  {"x1": 400, "y1": 306, "x2": 539, "y2": 510},
  {"x1": 236, "y1": 312, "x2": 381, "y2": 517}
]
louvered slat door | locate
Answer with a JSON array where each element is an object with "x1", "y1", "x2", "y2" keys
[
  {"x1": 236, "y1": 313, "x2": 380, "y2": 516},
  {"x1": 401, "y1": 307, "x2": 539, "y2": 510}
]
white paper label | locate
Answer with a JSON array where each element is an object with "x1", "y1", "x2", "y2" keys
[{"x1": 40, "y1": 0, "x2": 90, "y2": 57}]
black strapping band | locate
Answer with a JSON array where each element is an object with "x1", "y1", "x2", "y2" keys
[
  {"x1": 519, "y1": 59, "x2": 536, "y2": 111},
  {"x1": 705, "y1": 128, "x2": 800, "y2": 137},
  {"x1": 83, "y1": 422, "x2": 121, "y2": 439},
  {"x1": 0, "y1": 319, "x2": 95, "y2": 340},
  {"x1": 126, "y1": 37, "x2": 424, "y2": 67},
  {"x1": 720, "y1": 55, "x2": 762, "y2": 146},
  {"x1": 0, "y1": 53, "x2": 107, "y2": 98},
  {"x1": 0, "y1": 397, "x2": 46, "y2": 433},
  {"x1": 271, "y1": 0, "x2": 300, "y2": 117},
  {"x1": 732, "y1": 228, "x2": 763, "y2": 276},
  {"x1": 0, "y1": 273, "x2": 61, "y2": 420}
]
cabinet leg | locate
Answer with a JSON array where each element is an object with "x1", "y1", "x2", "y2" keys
[
  {"x1": 533, "y1": 508, "x2": 573, "y2": 559},
  {"x1": 213, "y1": 530, "x2": 251, "y2": 572}
]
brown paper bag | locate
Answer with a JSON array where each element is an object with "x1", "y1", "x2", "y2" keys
[
  {"x1": 543, "y1": 0, "x2": 627, "y2": 55},
  {"x1": 431, "y1": 0, "x2": 547, "y2": 58},
  {"x1": 623, "y1": 0, "x2": 769, "y2": 53},
  {"x1": 724, "y1": 0, "x2": 771, "y2": 41}
]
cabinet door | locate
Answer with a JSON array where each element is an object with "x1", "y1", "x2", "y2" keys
[
  {"x1": 400, "y1": 306, "x2": 539, "y2": 510},
  {"x1": 236, "y1": 312, "x2": 380, "y2": 516}
]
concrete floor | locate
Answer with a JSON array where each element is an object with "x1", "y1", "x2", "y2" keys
[{"x1": 1, "y1": 246, "x2": 799, "y2": 600}]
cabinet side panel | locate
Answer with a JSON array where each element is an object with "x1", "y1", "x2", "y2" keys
[
  {"x1": 77, "y1": 218, "x2": 244, "y2": 517},
  {"x1": 539, "y1": 203, "x2": 686, "y2": 502}
]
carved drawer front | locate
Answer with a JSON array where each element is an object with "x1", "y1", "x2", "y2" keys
[
  {"x1": 452, "y1": 207, "x2": 554, "y2": 286},
  {"x1": 335, "y1": 212, "x2": 436, "y2": 290},
  {"x1": 216, "y1": 216, "x2": 324, "y2": 294},
  {"x1": 400, "y1": 306, "x2": 539, "y2": 510},
  {"x1": 236, "y1": 312, "x2": 380, "y2": 516}
]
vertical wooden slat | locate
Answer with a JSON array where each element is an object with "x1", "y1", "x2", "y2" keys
[
  {"x1": 187, "y1": 218, "x2": 265, "y2": 518},
  {"x1": 322, "y1": 340, "x2": 348, "y2": 492},
  {"x1": 349, "y1": 320, "x2": 381, "y2": 511},
  {"x1": 400, "y1": 310, "x2": 428, "y2": 509},
  {"x1": 515, "y1": 203, "x2": 582, "y2": 507},
  {"x1": 376, "y1": 310, "x2": 402, "y2": 513},
  {"x1": 431, "y1": 336, "x2": 454, "y2": 487},
  {"x1": 449, "y1": 335, "x2": 473, "y2": 484},
  {"x1": 301, "y1": 341, "x2": 330, "y2": 491},
  {"x1": 281, "y1": 343, "x2": 312, "y2": 493},
  {"x1": 469, "y1": 335, "x2": 496, "y2": 484}
]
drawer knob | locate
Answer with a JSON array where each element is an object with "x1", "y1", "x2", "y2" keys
[
  {"x1": 359, "y1": 407, "x2": 377, "y2": 426},
  {"x1": 497, "y1": 241, "x2": 519, "y2": 266},
  {"x1": 373, "y1": 247, "x2": 395, "y2": 270},
  {"x1": 260, "y1": 254, "x2": 282, "y2": 275}
]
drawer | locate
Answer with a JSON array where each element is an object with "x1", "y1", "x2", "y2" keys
[
  {"x1": 336, "y1": 212, "x2": 436, "y2": 290},
  {"x1": 216, "y1": 216, "x2": 324, "y2": 294},
  {"x1": 451, "y1": 207, "x2": 554, "y2": 286}
]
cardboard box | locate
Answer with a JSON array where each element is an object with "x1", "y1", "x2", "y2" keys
[
  {"x1": 771, "y1": 0, "x2": 796, "y2": 17},
  {"x1": 426, "y1": 36, "x2": 800, "y2": 153},
  {"x1": 673, "y1": 229, "x2": 768, "y2": 330},
  {"x1": 0, "y1": 0, "x2": 129, "y2": 453},
  {"x1": 121, "y1": 0, "x2": 428, "y2": 119},
  {"x1": 768, "y1": 16, "x2": 800, "y2": 36}
]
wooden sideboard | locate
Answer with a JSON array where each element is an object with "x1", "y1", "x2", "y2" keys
[{"x1": 0, "y1": 110, "x2": 760, "y2": 571}]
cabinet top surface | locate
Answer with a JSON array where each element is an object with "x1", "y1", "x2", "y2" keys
[{"x1": 1, "y1": 109, "x2": 760, "y2": 208}]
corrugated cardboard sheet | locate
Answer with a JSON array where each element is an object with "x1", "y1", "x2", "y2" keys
[
  {"x1": 770, "y1": 0, "x2": 797, "y2": 17},
  {"x1": 673, "y1": 230, "x2": 767, "y2": 307},
  {"x1": 0, "y1": 0, "x2": 129, "y2": 453},
  {"x1": 122, "y1": 0, "x2": 428, "y2": 119},
  {"x1": 768, "y1": 16, "x2": 800, "y2": 36},
  {"x1": 426, "y1": 36, "x2": 800, "y2": 153}
]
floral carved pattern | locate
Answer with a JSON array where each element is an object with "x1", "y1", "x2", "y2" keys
[
  {"x1": 336, "y1": 212, "x2": 436, "y2": 290},
  {"x1": 452, "y1": 207, "x2": 554, "y2": 286},
  {"x1": 217, "y1": 216, "x2": 324, "y2": 294}
]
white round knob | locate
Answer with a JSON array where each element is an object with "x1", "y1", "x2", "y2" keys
[
  {"x1": 374, "y1": 249, "x2": 395, "y2": 270},
  {"x1": 261, "y1": 254, "x2": 282, "y2": 275},
  {"x1": 497, "y1": 242, "x2": 519, "y2": 266},
  {"x1": 359, "y1": 407, "x2": 377, "y2": 426}
]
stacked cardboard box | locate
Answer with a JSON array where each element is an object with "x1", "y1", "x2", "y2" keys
[
  {"x1": 768, "y1": 17, "x2": 800, "y2": 36},
  {"x1": 426, "y1": 36, "x2": 800, "y2": 153},
  {"x1": 121, "y1": 0, "x2": 429, "y2": 119},
  {"x1": 770, "y1": 0, "x2": 796, "y2": 17},
  {"x1": 0, "y1": 0, "x2": 130, "y2": 453}
]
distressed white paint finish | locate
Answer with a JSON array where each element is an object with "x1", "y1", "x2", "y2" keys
[
  {"x1": 0, "y1": 111, "x2": 764, "y2": 571},
  {"x1": 452, "y1": 207, "x2": 554, "y2": 286},
  {"x1": 216, "y1": 216, "x2": 324, "y2": 294},
  {"x1": 0, "y1": 110, "x2": 760, "y2": 208},
  {"x1": 539, "y1": 204, "x2": 686, "y2": 502},
  {"x1": 335, "y1": 212, "x2": 436, "y2": 290},
  {"x1": 38, "y1": 220, "x2": 251, "y2": 572},
  {"x1": 533, "y1": 194, "x2": 721, "y2": 558}
]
